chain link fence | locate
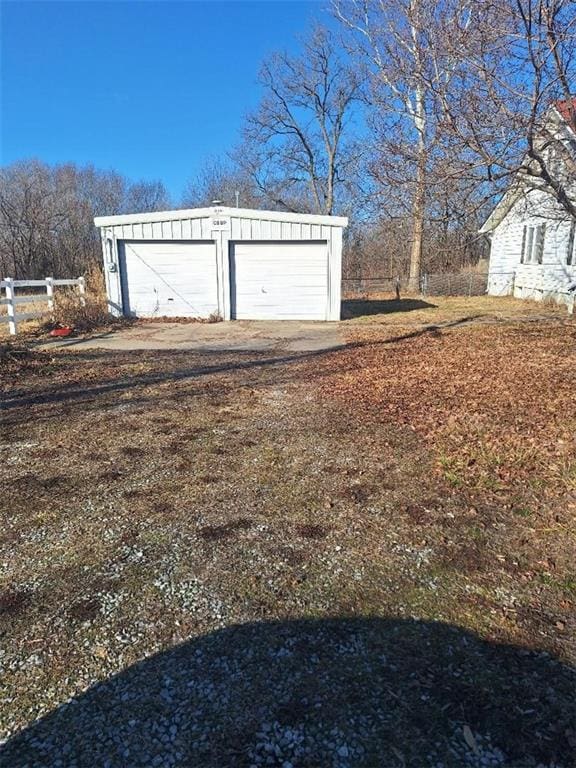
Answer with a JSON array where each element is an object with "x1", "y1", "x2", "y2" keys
[
  {"x1": 420, "y1": 271, "x2": 488, "y2": 297},
  {"x1": 342, "y1": 277, "x2": 400, "y2": 296},
  {"x1": 342, "y1": 270, "x2": 576, "y2": 316},
  {"x1": 342, "y1": 270, "x2": 489, "y2": 298}
]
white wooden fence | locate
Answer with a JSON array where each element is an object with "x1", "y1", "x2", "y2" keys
[{"x1": 0, "y1": 277, "x2": 85, "y2": 335}]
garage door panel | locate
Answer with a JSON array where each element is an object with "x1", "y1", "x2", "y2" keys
[
  {"x1": 120, "y1": 241, "x2": 218, "y2": 318},
  {"x1": 235, "y1": 282, "x2": 326, "y2": 292},
  {"x1": 231, "y1": 241, "x2": 328, "y2": 321},
  {"x1": 237, "y1": 261, "x2": 326, "y2": 273}
]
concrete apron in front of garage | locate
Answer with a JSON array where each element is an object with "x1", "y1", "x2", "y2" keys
[{"x1": 39, "y1": 320, "x2": 346, "y2": 354}]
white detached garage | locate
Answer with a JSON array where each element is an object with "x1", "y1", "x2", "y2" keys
[{"x1": 94, "y1": 206, "x2": 348, "y2": 321}]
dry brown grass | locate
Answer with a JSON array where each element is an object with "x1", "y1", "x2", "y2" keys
[
  {"x1": 311, "y1": 320, "x2": 576, "y2": 643},
  {"x1": 0, "y1": 268, "x2": 113, "y2": 340},
  {"x1": 341, "y1": 292, "x2": 570, "y2": 325},
  {"x1": 0, "y1": 299, "x2": 47, "y2": 339},
  {"x1": 51, "y1": 266, "x2": 111, "y2": 332}
]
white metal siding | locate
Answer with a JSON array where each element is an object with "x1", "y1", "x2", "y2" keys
[
  {"x1": 230, "y1": 241, "x2": 328, "y2": 320},
  {"x1": 97, "y1": 207, "x2": 347, "y2": 321},
  {"x1": 119, "y1": 240, "x2": 218, "y2": 318}
]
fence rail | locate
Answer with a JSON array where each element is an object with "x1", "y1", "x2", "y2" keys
[
  {"x1": 342, "y1": 277, "x2": 400, "y2": 295},
  {"x1": 1, "y1": 276, "x2": 85, "y2": 335}
]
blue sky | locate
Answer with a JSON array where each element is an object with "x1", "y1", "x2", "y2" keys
[{"x1": 1, "y1": 1, "x2": 325, "y2": 199}]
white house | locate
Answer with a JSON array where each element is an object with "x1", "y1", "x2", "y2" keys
[
  {"x1": 480, "y1": 99, "x2": 576, "y2": 305},
  {"x1": 94, "y1": 205, "x2": 348, "y2": 322}
]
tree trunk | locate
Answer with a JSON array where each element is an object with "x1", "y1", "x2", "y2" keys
[
  {"x1": 408, "y1": 23, "x2": 426, "y2": 295},
  {"x1": 408, "y1": 147, "x2": 426, "y2": 293}
]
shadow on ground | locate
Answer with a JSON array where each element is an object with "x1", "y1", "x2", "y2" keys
[
  {"x1": 3, "y1": 617, "x2": 574, "y2": 767},
  {"x1": 2, "y1": 316, "x2": 480, "y2": 415},
  {"x1": 342, "y1": 298, "x2": 437, "y2": 319}
]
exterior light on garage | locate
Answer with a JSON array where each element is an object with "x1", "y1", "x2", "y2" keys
[{"x1": 106, "y1": 238, "x2": 117, "y2": 272}]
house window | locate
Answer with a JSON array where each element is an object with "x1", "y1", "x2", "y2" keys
[
  {"x1": 567, "y1": 221, "x2": 576, "y2": 266},
  {"x1": 521, "y1": 223, "x2": 546, "y2": 264}
]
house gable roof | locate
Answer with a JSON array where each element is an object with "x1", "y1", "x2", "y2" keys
[
  {"x1": 479, "y1": 188, "x2": 523, "y2": 234},
  {"x1": 479, "y1": 98, "x2": 576, "y2": 234}
]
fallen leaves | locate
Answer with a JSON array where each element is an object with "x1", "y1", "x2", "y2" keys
[{"x1": 314, "y1": 322, "x2": 576, "y2": 497}]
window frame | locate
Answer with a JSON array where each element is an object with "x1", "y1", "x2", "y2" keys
[
  {"x1": 567, "y1": 221, "x2": 576, "y2": 266},
  {"x1": 521, "y1": 223, "x2": 546, "y2": 265}
]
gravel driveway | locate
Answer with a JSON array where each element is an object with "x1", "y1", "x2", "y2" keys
[{"x1": 3, "y1": 618, "x2": 573, "y2": 768}]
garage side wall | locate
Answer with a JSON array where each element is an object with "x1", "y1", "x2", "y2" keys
[{"x1": 99, "y1": 211, "x2": 344, "y2": 321}]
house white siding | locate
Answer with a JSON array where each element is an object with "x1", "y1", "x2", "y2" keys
[
  {"x1": 485, "y1": 189, "x2": 576, "y2": 305},
  {"x1": 486, "y1": 215, "x2": 524, "y2": 296},
  {"x1": 95, "y1": 206, "x2": 347, "y2": 321}
]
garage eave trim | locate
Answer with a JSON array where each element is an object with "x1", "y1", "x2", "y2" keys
[{"x1": 94, "y1": 206, "x2": 348, "y2": 229}]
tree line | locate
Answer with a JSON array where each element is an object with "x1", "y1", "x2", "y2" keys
[
  {"x1": 0, "y1": 160, "x2": 170, "y2": 279},
  {"x1": 1, "y1": 0, "x2": 574, "y2": 283}
]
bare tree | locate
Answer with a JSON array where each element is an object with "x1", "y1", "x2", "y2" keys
[
  {"x1": 0, "y1": 160, "x2": 170, "y2": 279},
  {"x1": 239, "y1": 26, "x2": 362, "y2": 214},
  {"x1": 438, "y1": 0, "x2": 576, "y2": 220},
  {"x1": 0, "y1": 160, "x2": 55, "y2": 277},
  {"x1": 125, "y1": 180, "x2": 170, "y2": 213},
  {"x1": 334, "y1": 0, "x2": 455, "y2": 289},
  {"x1": 181, "y1": 158, "x2": 263, "y2": 209}
]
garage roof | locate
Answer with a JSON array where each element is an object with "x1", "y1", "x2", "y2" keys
[{"x1": 94, "y1": 205, "x2": 348, "y2": 228}]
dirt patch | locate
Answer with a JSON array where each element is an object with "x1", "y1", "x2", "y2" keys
[
  {"x1": 0, "y1": 343, "x2": 56, "y2": 378},
  {"x1": 339, "y1": 482, "x2": 372, "y2": 503},
  {"x1": 119, "y1": 446, "x2": 145, "y2": 458},
  {"x1": 295, "y1": 523, "x2": 331, "y2": 539},
  {"x1": 69, "y1": 597, "x2": 101, "y2": 622},
  {"x1": 0, "y1": 589, "x2": 31, "y2": 617},
  {"x1": 199, "y1": 519, "x2": 254, "y2": 541}
]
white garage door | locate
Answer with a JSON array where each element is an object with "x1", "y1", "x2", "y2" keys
[
  {"x1": 119, "y1": 241, "x2": 218, "y2": 318},
  {"x1": 231, "y1": 241, "x2": 328, "y2": 320}
]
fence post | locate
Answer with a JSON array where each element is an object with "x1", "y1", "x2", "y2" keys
[
  {"x1": 78, "y1": 276, "x2": 86, "y2": 306},
  {"x1": 468, "y1": 272, "x2": 473, "y2": 297},
  {"x1": 46, "y1": 276, "x2": 54, "y2": 312},
  {"x1": 5, "y1": 277, "x2": 16, "y2": 336}
]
